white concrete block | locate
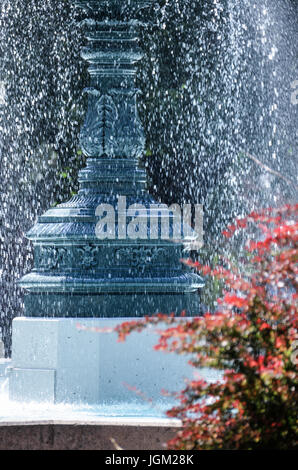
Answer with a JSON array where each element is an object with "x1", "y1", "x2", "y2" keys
[
  {"x1": 56, "y1": 319, "x2": 101, "y2": 403},
  {"x1": 9, "y1": 368, "x2": 55, "y2": 402},
  {"x1": 0, "y1": 359, "x2": 11, "y2": 377},
  {"x1": 9, "y1": 317, "x2": 194, "y2": 405},
  {"x1": 12, "y1": 318, "x2": 59, "y2": 369},
  {"x1": 96, "y1": 319, "x2": 192, "y2": 403}
]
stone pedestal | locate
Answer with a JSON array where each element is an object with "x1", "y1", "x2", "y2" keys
[{"x1": 9, "y1": 317, "x2": 194, "y2": 404}]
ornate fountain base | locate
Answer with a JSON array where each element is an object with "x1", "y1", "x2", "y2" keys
[
  {"x1": 10, "y1": 2, "x2": 205, "y2": 410},
  {"x1": 9, "y1": 317, "x2": 194, "y2": 404},
  {"x1": 19, "y1": 159, "x2": 203, "y2": 319}
]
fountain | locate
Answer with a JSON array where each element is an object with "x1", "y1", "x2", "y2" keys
[{"x1": 6, "y1": 0, "x2": 203, "y2": 406}]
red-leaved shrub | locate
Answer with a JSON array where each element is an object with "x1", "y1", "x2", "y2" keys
[{"x1": 116, "y1": 205, "x2": 298, "y2": 450}]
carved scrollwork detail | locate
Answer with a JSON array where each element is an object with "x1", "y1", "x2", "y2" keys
[
  {"x1": 39, "y1": 246, "x2": 67, "y2": 270},
  {"x1": 115, "y1": 246, "x2": 165, "y2": 270},
  {"x1": 80, "y1": 87, "x2": 145, "y2": 158},
  {"x1": 108, "y1": 88, "x2": 145, "y2": 158},
  {"x1": 80, "y1": 89, "x2": 118, "y2": 157},
  {"x1": 77, "y1": 244, "x2": 99, "y2": 268}
]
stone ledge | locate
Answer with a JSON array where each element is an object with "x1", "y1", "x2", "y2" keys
[
  {"x1": 0, "y1": 420, "x2": 181, "y2": 450},
  {"x1": 0, "y1": 358, "x2": 11, "y2": 376}
]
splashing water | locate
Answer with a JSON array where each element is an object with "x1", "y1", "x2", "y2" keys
[
  {"x1": 0, "y1": 364, "x2": 222, "y2": 422},
  {"x1": 0, "y1": 0, "x2": 297, "y2": 356}
]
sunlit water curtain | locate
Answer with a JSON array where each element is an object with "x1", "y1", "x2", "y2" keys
[
  {"x1": 0, "y1": 0, "x2": 297, "y2": 355},
  {"x1": 3, "y1": 0, "x2": 205, "y2": 406},
  {"x1": 17, "y1": 0, "x2": 203, "y2": 320}
]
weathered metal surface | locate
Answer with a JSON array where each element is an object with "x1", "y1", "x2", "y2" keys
[{"x1": 19, "y1": 0, "x2": 203, "y2": 317}]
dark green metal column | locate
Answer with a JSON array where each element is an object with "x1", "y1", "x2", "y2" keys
[{"x1": 19, "y1": 0, "x2": 204, "y2": 318}]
